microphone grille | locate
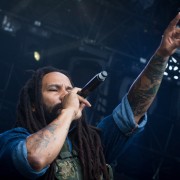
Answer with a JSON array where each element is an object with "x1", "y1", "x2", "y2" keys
[{"x1": 99, "y1": 71, "x2": 108, "y2": 80}]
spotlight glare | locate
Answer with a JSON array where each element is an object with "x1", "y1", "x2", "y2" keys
[
  {"x1": 173, "y1": 66, "x2": 178, "y2": 71},
  {"x1": 34, "y1": 51, "x2": 40, "y2": 61},
  {"x1": 165, "y1": 56, "x2": 180, "y2": 85},
  {"x1": 171, "y1": 57, "x2": 177, "y2": 63},
  {"x1": 174, "y1": 76, "x2": 178, "y2": 80},
  {"x1": 164, "y1": 72, "x2": 168, "y2": 76},
  {"x1": 169, "y1": 66, "x2": 173, "y2": 70}
]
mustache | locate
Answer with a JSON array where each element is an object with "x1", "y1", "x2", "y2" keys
[
  {"x1": 43, "y1": 103, "x2": 64, "y2": 123},
  {"x1": 50, "y1": 103, "x2": 63, "y2": 115}
]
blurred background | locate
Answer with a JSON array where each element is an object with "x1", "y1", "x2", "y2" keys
[{"x1": 0, "y1": 0, "x2": 179, "y2": 179}]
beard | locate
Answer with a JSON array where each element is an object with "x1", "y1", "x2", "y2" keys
[
  {"x1": 43, "y1": 103, "x2": 63, "y2": 124},
  {"x1": 43, "y1": 102, "x2": 81, "y2": 131}
]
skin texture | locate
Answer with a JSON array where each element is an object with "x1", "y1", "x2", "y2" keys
[{"x1": 26, "y1": 13, "x2": 180, "y2": 172}]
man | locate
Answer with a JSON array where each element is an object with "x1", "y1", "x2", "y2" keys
[{"x1": 0, "y1": 13, "x2": 179, "y2": 180}]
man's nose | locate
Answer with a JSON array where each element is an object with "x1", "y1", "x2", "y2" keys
[{"x1": 60, "y1": 86, "x2": 69, "y2": 99}]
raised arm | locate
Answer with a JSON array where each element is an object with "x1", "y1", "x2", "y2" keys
[{"x1": 128, "y1": 12, "x2": 180, "y2": 124}]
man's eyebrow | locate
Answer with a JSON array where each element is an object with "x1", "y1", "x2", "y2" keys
[{"x1": 67, "y1": 86, "x2": 73, "y2": 89}]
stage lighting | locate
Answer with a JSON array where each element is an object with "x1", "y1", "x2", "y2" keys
[
  {"x1": 2, "y1": 15, "x2": 20, "y2": 34},
  {"x1": 164, "y1": 56, "x2": 180, "y2": 85},
  {"x1": 33, "y1": 51, "x2": 41, "y2": 61}
]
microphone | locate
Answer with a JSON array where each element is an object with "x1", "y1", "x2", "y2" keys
[{"x1": 78, "y1": 71, "x2": 108, "y2": 98}]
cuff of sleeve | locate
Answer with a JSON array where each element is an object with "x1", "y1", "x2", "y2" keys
[
  {"x1": 113, "y1": 94, "x2": 147, "y2": 136},
  {"x1": 12, "y1": 140, "x2": 49, "y2": 179}
]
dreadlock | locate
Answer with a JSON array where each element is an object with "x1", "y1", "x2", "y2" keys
[{"x1": 15, "y1": 66, "x2": 109, "y2": 180}]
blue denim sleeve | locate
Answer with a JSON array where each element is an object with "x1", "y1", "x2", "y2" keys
[
  {"x1": 12, "y1": 139, "x2": 49, "y2": 179},
  {"x1": 0, "y1": 128, "x2": 48, "y2": 179},
  {"x1": 97, "y1": 94, "x2": 147, "y2": 167},
  {"x1": 112, "y1": 94, "x2": 147, "y2": 135}
]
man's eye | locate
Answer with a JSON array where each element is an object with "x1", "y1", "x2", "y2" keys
[{"x1": 49, "y1": 89, "x2": 57, "y2": 91}]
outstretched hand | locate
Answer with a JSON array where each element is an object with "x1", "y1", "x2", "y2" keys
[{"x1": 157, "y1": 12, "x2": 180, "y2": 58}]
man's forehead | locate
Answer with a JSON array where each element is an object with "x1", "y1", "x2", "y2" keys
[{"x1": 42, "y1": 71, "x2": 72, "y2": 85}]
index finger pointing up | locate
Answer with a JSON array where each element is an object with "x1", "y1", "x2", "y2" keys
[{"x1": 168, "y1": 12, "x2": 180, "y2": 29}]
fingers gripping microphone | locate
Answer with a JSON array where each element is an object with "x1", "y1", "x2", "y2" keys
[{"x1": 78, "y1": 71, "x2": 108, "y2": 98}]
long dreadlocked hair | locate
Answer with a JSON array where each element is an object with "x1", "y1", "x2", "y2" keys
[{"x1": 15, "y1": 66, "x2": 109, "y2": 180}]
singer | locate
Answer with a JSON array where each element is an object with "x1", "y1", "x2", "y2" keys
[{"x1": 0, "y1": 13, "x2": 180, "y2": 180}]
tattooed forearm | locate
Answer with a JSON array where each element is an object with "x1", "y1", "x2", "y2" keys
[
  {"x1": 145, "y1": 54, "x2": 167, "y2": 83},
  {"x1": 46, "y1": 123, "x2": 58, "y2": 134},
  {"x1": 27, "y1": 123, "x2": 58, "y2": 153},
  {"x1": 128, "y1": 54, "x2": 168, "y2": 117}
]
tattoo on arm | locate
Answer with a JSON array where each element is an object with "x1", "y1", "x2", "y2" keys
[
  {"x1": 28, "y1": 123, "x2": 58, "y2": 153},
  {"x1": 128, "y1": 54, "x2": 167, "y2": 117}
]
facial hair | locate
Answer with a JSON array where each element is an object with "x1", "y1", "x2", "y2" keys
[
  {"x1": 43, "y1": 102, "x2": 80, "y2": 131},
  {"x1": 43, "y1": 103, "x2": 63, "y2": 124}
]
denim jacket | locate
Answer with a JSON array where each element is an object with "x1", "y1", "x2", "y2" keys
[{"x1": 0, "y1": 94, "x2": 147, "y2": 179}]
